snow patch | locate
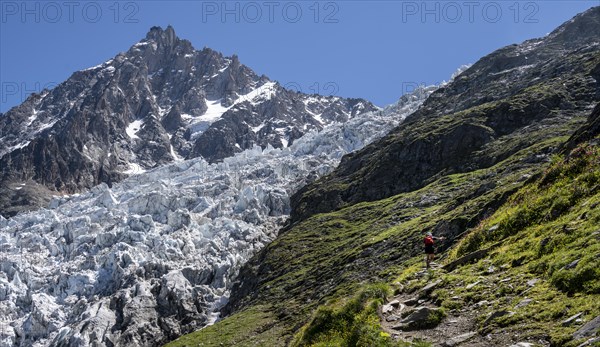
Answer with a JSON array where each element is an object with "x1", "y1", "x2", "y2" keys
[
  {"x1": 1, "y1": 141, "x2": 31, "y2": 156},
  {"x1": 27, "y1": 109, "x2": 39, "y2": 126},
  {"x1": 489, "y1": 64, "x2": 535, "y2": 76},
  {"x1": 82, "y1": 59, "x2": 114, "y2": 72},
  {"x1": 124, "y1": 162, "x2": 145, "y2": 175},
  {"x1": 202, "y1": 100, "x2": 231, "y2": 122},
  {"x1": 251, "y1": 123, "x2": 266, "y2": 133},
  {"x1": 170, "y1": 144, "x2": 184, "y2": 162},
  {"x1": 303, "y1": 97, "x2": 329, "y2": 124},
  {"x1": 518, "y1": 39, "x2": 543, "y2": 54},
  {"x1": 36, "y1": 120, "x2": 58, "y2": 133},
  {"x1": 126, "y1": 120, "x2": 144, "y2": 139},
  {"x1": 186, "y1": 82, "x2": 276, "y2": 139},
  {"x1": 238, "y1": 82, "x2": 277, "y2": 104}
]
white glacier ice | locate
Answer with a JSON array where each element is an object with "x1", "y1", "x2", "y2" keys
[{"x1": 0, "y1": 85, "x2": 436, "y2": 347}]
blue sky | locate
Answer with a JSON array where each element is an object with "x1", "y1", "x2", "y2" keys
[{"x1": 0, "y1": 1, "x2": 597, "y2": 112}]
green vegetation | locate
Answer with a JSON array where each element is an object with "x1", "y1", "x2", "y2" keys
[
  {"x1": 402, "y1": 141, "x2": 600, "y2": 346},
  {"x1": 165, "y1": 305, "x2": 291, "y2": 347},
  {"x1": 291, "y1": 283, "x2": 433, "y2": 347},
  {"x1": 470, "y1": 148, "x2": 590, "y2": 242},
  {"x1": 168, "y1": 136, "x2": 573, "y2": 346},
  {"x1": 291, "y1": 283, "x2": 392, "y2": 347},
  {"x1": 292, "y1": 49, "x2": 600, "y2": 222},
  {"x1": 171, "y1": 139, "x2": 599, "y2": 347},
  {"x1": 166, "y1": 39, "x2": 600, "y2": 347}
]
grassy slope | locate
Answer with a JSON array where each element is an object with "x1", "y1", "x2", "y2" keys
[
  {"x1": 259, "y1": 139, "x2": 600, "y2": 347},
  {"x1": 393, "y1": 140, "x2": 600, "y2": 347},
  {"x1": 166, "y1": 133, "x2": 586, "y2": 347},
  {"x1": 164, "y1": 305, "x2": 290, "y2": 347}
]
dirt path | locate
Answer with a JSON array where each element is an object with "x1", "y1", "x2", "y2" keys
[
  {"x1": 378, "y1": 264, "x2": 490, "y2": 347},
  {"x1": 378, "y1": 264, "x2": 548, "y2": 347}
]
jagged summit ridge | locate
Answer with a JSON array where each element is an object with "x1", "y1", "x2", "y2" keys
[
  {"x1": 0, "y1": 26, "x2": 377, "y2": 217},
  {"x1": 146, "y1": 25, "x2": 177, "y2": 44}
]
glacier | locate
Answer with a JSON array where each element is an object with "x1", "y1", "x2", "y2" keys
[{"x1": 0, "y1": 86, "x2": 436, "y2": 347}]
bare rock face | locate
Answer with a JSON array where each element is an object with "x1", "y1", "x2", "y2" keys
[
  {"x1": 0, "y1": 26, "x2": 377, "y2": 217},
  {"x1": 562, "y1": 102, "x2": 600, "y2": 152},
  {"x1": 573, "y1": 315, "x2": 600, "y2": 340}
]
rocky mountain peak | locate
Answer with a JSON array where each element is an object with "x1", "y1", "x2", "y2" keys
[
  {"x1": 145, "y1": 25, "x2": 178, "y2": 46},
  {"x1": 130, "y1": 25, "x2": 194, "y2": 74},
  {"x1": 0, "y1": 26, "x2": 377, "y2": 217}
]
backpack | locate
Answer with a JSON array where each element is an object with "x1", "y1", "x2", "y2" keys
[{"x1": 424, "y1": 236, "x2": 434, "y2": 246}]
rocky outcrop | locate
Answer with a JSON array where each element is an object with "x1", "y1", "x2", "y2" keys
[
  {"x1": 562, "y1": 102, "x2": 600, "y2": 152},
  {"x1": 573, "y1": 315, "x2": 600, "y2": 340},
  {"x1": 391, "y1": 306, "x2": 443, "y2": 330}
]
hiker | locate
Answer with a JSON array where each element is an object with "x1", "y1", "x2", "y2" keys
[{"x1": 424, "y1": 231, "x2": 444, "y2": 268}]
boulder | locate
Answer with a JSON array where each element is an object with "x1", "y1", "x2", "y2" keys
[
  {"x1": 475, "y1": 300, "x2": 490, "y2": 308},
  {"x1": 388, "y1": 299, "x2": 401, "y2": 307},
  {"x1": 382, "y1": 304, "x2": 394, "y2": 314},
  {"x1": 515, "y1": 298, "x2": 533, "y2": 308},
  {"x1": 564, "y1": 258, "x2": 581, "y2": 270},
  {"x1": 443, "y1": 332, "x2": 477, "y2": 346},
  {"x1": 420, "y1": 279, "x2": 442, "y2": 296},
  {"x1": 573, "y1": 315, "x2": 600, "y2": 340},
  {"x1": 391, "y1": 306, "x2": 443, "y2": 330},
  {"x1": 466, "y1": 281, "x2": 481, "y2": 290},
  {"x1": 386, "y1": 314, "x2": 401, "y2": 322},
  {"x1": 403, "y1": 297, "x2": 419, "y2": 306}
]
